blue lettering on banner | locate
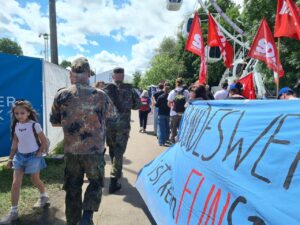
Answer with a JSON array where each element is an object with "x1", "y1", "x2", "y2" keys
[{"x1": 136, "y1": 100, "x2": 300, "y2": 225}]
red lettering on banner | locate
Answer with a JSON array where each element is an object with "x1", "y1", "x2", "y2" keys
[
  {"x1": 187, "y1": 177, "x2": 205, "y2": 225},
  {"x1": 218, "y1": 193, "x2": 231, "y2": 225},
  {"x1": 198, "y1": 186, "x2": 231, "y2": 225},
  {"x1": 176, "y1": 169, "x2": 203, "y2": 224},
  {"x1": 176, "y1": 168, "x2": 231, "y2": 225}
]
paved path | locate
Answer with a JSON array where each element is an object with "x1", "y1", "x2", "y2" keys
[
  {"x1": 94, "y1": 111, "x2": 164, "y2": 225},
  {"x1": 15, "y1": 111, "x2": 164, "y2": 225}
]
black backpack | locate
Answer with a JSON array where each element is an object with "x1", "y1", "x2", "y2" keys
[{"x1": 173, "y1": 90, "x2": 186, "y2": 113}]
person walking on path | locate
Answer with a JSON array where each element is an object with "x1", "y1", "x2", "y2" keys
[
  {"x1": 50, "y1": 57, "x2": 117, "y2": 225},
  {"x1": 103, "y1": 67, "x2": 141, "y2": 194},
  {"x1": 167, "y1": 77, "x2": 189, "y2": 143},
  {"x1": 0, "y1": 100, "x2": 50, "y2": 225},
  {"x1": 151, "y1": 83, "x2": 164, "y2": 136},
  {"x1": 139, "y1": 90, "x2": 151, "y2": 133},
  {"x1": 156, "y1": 85, "x2": 171, "y2": 146}
]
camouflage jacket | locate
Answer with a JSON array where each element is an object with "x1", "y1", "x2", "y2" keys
[
  {"x1": 103, "y1": 83, "x2": 141, "y2": 129},
  {"x1": 50, "y1": 84, "x2": 117, "y2": 154}
]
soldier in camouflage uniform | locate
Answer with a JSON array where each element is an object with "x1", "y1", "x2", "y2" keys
[
  {"x1": 49, "y1": 57, "x2": 117, "y2": 225},
  {"x1": 103, "y1": 67, "x2": 141, "y2": 194}
]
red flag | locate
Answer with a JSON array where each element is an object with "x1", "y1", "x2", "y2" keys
[
  {"x1": 185, "y1": 12, "x2": 204, "y2": 57},
  {"x1": 238, "y1": 73, "x2": 257, "y2": 99},
  {"x1": 248, "y1": 19, "x2": 284, "y2": 77},
  {"x1": 208, "y1": 14, "x2": 234, "y2": 68},
  {"x1": 199, "y1": 52, "x2": 207, "y2": 84},
  {"x1": 275, "y1": 0, "x2": 300, "y2": 40},
  {"x1": 185, "y1": 12, "x2": 207, "y2": 83}
]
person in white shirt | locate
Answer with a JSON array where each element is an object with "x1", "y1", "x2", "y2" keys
[
  {"x1": 214, "y1": 82, "x2": 229, "y2": 100},
  {"x1": 1, "y1": 100, "x2": 49, "y2": 224},
  {"x1": 167, "y1": 77, "x2": 189, "y2": 143}
]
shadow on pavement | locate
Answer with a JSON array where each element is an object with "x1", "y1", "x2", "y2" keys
[
  {"x1": 104, "y1": 154, "x2": 132, "y2": 166},
  {"x1": 102, "y1": 177, "x2": 156, "y2": 225},
  {"x1": 144, "y1": 131, "x2": 156, "y2": 136},
  {"x1": 11, "y1": 207, "x2": 65, "y2": 225}
]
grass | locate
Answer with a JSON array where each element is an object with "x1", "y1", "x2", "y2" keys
[
  {"x1": 0, "y1": 157, "x2": 64, "y2": 218},
  {"x1": 51, "y1": 140, "x2": 64, "y2": 155}
]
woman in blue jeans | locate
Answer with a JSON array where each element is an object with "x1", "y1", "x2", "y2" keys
[{"x1": 155, "y1": 86, "x2": 170, "y2": 146}]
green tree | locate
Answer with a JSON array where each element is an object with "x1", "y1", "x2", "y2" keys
[
  {"x1": 60, "y1": 60, "x2": 71, "y2": 69},
  {"x1": 132, "y1": 71, "x2": 142, "y2": 88},
  {"x1": 0, "y1": 38, "x2": 23, "y2": 55},
  {"x1": 140, "y1": 54, "x2": 185, "y2": 88},
  {"x1": 157, "y1": 37, "x2": 178, "y2": 57}
]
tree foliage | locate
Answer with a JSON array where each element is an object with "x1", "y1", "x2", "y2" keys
[
  {"x1": 141, "y1": 0, "x2": 300, "y2": 91},
  {"x1": 132, "y1": 71, "x2": 142, "y2": 88},
  {"x1": 0, "y1": 38, "x2": 23, "y2": 56},
  {"x1": 60, "y1": 60, "x2": 71, "y2": 69}
]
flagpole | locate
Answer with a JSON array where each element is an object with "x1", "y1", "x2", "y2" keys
[{"x1": 276, "y1": 37, "x2": 281, "y2": 98}]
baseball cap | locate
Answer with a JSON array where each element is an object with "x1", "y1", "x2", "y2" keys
[
  {"x1": 229, "y1": 83, "x2": 240, "y2": 91},
  {"x1": 278, "y1": 87, "x2": 294, "y2": 99},
  {"x1": 71, "y1": 57, "x2": 90, "y2": 73}
]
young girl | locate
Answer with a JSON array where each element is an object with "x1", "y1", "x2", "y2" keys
[{"x1": 0, "y1": 100, "x2": 50, "y2": 224}]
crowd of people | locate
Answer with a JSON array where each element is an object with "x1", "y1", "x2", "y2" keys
[
  {"x1": 137, "y1": 78, "x2": 299, "y2": 147},
  {"x1": 0, "y1": 56, "x2": 298, "y2": 225}
]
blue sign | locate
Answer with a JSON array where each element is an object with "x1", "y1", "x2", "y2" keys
[
  {"x1": 0, "y1": 53, "x2": 43, "y2": 157},
  {"x1": 136, "y1": 100, "x2": 300, "y2": 225}
]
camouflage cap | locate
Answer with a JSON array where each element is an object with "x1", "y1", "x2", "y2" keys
[{"x1": 71, "y1": 57, "x2": 90, "y2": 73}]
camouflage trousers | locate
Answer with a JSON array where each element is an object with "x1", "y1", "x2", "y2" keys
[
  {"x1": 63, "y1": 153, "x2": 105, "y2": 225},
  {"x1": 106, "y1": 128, "x2": 129, "y2": 179}
]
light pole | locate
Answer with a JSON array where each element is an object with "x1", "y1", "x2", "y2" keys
[{"x1": 39, "y1": 33, "x2": 49, "y2": 61}]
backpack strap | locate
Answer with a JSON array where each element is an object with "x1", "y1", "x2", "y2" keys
[{"x1": 32, "y1": 123, "x2": 41, "y2": 147}]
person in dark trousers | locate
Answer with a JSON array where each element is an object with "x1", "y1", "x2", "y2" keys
[
  {"x1": 156, "y1": 86, "x2": 171, "y2": 146},
  {"x1": 103, "y1": 67, "x2": 141, "y2": 194},
  {"x1": 167, "y1": 78, "x2": 190, "y2": 143},
  {"x1": 139, "y1": 90, "x2": 151, "y2": 133},
  {"x1": 152, "y1": 83, "x2": 164, "y2": 136},
  {"x1": 50, "y1": 57, "x2": 117, "y2": 225}
]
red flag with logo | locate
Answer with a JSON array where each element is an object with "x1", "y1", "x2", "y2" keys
[
  {"x1": 208, "y1": 14, "x2": 234, "y2": 68},
  {"x1": 248, "y1": 19, "x2": 284, "y2": 77},
  {"x1": 238, "y1": 73, "x2": 256, "y2": 99},
  {"x1": 185, "y1": 12, "x2": 207, "y2": 83},
  {"x1": 275, "y1": 0, "x2": 300, "y2": 40},
  {"x1": 185, "y1": 12, "x2": 204, "y2": 57}
]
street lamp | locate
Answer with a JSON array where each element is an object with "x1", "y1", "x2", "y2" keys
[{"x1": 39, "y1": 33, "x2": 49, "y2": 61}]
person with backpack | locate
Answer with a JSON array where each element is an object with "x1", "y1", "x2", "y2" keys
[
  {"x1": 0, "y1": 100, "x2": 50, "y2": 224},
  {"x1": 139, "y1": 90, "x2": 151, "y2": 133},
  {"x1": 167, "y1": 78, "x2": 190, "y2": 143}
]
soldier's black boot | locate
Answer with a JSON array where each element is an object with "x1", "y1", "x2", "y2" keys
[
  {"x1": 79, "y1": 210, "x2": 94, "y2": 225},
  {"x1": 109, "y1": 178, "x2": 122, "y2": 194}
]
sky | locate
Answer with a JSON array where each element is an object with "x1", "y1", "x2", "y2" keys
[{"x1": 0, "y1": 0, "x2": 244, "y2": 75}]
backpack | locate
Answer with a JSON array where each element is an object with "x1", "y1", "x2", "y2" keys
[
  {"x1": 139, "y1": 97, "x2": 149, "y2": 112},
  {"x1": 173, "y1": 90, "x2": 186, "y2": 113},
  {"x1": 32, "y1": 123, "x2": 50, "y2": 155}
]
